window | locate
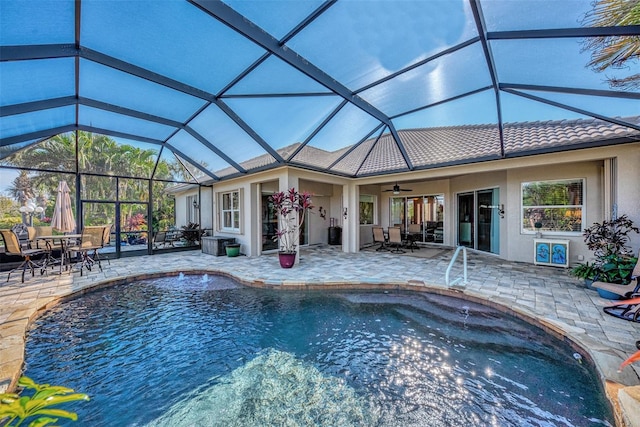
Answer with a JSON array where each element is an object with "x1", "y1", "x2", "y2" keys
[
  {"x1": 521, "y1": 179, "x2": 584, "y2": 234},
  {"x1": 220, "y1": 190, "x2": 241, "y2": 232},
  {"x1": 359, "y1": 195, "x2": 376, "y2": 225}
]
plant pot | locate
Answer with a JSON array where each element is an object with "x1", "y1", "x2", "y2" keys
[
  {"x1": 225, "y1": 243, "x2": 240, "y2": 257},
  {"x1": 278, "y1": 252, "x2": 296, "y2": 268},
  {"x1": 584, "y1": 278, "x2": 595, "y2": 289},
  {"x1": 595, "y1": 287, "x2": 622, "y2": 300}
]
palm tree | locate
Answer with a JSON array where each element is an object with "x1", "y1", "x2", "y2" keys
[
  {"x1": 582, "y1": 0, "x2": 640, "y2": 90},
  {"x1": 3, "y1": 130, "x2": 184, "y2": 232},
  {"x1": 7, "y1": 171, "x2": 34, "y2": 223}
]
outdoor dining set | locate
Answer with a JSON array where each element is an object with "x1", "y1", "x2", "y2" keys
[
  {"x1": 0, "y1": 224, "x2": 112, "y2": 283},
  {"x1": 372, "y1": 226, "x2": 421, "y2": 254}
]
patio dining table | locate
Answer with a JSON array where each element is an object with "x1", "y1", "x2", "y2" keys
[
  {"x1": 402, "y1": 232, "x2": 420, "y2": 252},
  {"x1": 36, "y1": 234, "x2": 82, "y2": 274}
]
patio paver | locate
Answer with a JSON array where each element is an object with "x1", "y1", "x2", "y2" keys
[{"x1": 1, "y1": 245, "x2": 638, "y2": 423}]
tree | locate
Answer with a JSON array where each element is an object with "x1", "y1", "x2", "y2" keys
[
  {"x1": 0, "y1": 195, "x2": 17, "y2": 217},
  {"x1": 582, "y1": 0, "x2": 640, "y2": 90},
  {"x1": 7, "y1": 171, "x2": 34, "y2": 223},
  {"x1": 2, "y1": 131, "x2": 196, "y2": 234},
  {"x1": 7, "y1": 170, "x2": 33, "y2": 205}
]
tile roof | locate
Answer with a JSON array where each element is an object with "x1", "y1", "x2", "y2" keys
[
  {"x1": 213, "y1": 116, "x2": 639, "y2": 179},
  {"x1": 503, "y1": 116, "x2": 640, "y2": 154}
]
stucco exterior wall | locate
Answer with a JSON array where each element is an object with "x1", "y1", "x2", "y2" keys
[
  {"x1": 172, "y1": 142, "x2": 639, "y2": 264},
  {"x1": 616, "y1": 145, "x2": 640, "y2": 254},
  {"x1": 505, "y1": 160, "x2": 602, "y2": 265}
]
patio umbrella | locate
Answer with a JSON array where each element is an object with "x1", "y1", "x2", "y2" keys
[{"x1": 51, "y1": 181, "x2": 76, "y2": 233}]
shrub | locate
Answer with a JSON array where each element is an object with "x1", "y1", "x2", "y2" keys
[{"x1": 578, "y1": 215, "x2": 639, "y2": 284}]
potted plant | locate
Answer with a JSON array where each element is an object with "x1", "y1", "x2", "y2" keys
[
  {"x1": 570, "y1": 261, "x2": 601, "y2": 288},
  {"x1": 534, "y1": 221, "x2": 543, "y2": 238},
  {"x1": 596, "y1": 253, "x2": 638, "y2": 285},
  {"x1": 580, "y1": 214, "x2": 639, "y2": 297},
  {"x1": 269, "y1": 188, "x2": 313, "y2": 268},
  {"x1": 181, "y1": 222, "x2": 204, "y2": 246},
  {"x1": 225, "y1": 242, "x2": 241, "y2": 257}
]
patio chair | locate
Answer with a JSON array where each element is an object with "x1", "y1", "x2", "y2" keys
[
  {"x1": 166, "y1": 229, "x2": 180, "y2": 247},
  {"x1": 387, "y1": 226, "x2": 405, "y2": 254},
  {"x1": 33, "y1": 226, "x2": 54, "y2": 249},
  {"x1": 153, "y1": 231, "x2": 167, "y2": 249},
  {"x1": 0, "y1": 229, "x2": 46, "y2": 283},
  {"x1": 101, "y1": 225, "x2": 112, "y2": 266},
  {"x1": 592, "y1": 253, "x2": 640, "y2": 299},
  {"x1": 406, "y1": 223, "x2": 422, "y2": 251},
  {"x1": 29, "y1": 226, "x2": 58, "y2": 270},
  {"x1": 12, "y1": 224, "x2": 30, "y2": 249},
  {"x1": 372, "y1": 226, "x2": 388, "y2": 251},
  {"x1": 408, "y1": 223, "x2": 421, "y2": 235},
  {"x1": 69, "y1": 226, "x2": 107, "y2": 276},
  {"x1": 603, "y1": 296, "x2": 640, "y2": 323},
  {"x1": 26, "y1": 226, "x2": 37, "y2": 247}
]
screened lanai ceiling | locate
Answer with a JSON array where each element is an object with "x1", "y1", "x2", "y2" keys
[{"x1": 1, "y1": 0, "x2": 639, "y2": 183}]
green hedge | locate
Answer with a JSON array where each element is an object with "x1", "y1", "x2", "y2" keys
[{"x1": 0, "y1": 216, "x2": 23, "y2": 229}]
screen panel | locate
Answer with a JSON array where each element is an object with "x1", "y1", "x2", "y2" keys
[
  {"x1": 81, "y1": 0, "x2": 265, "y2": 94},
  {"x1": 1, "y1": 58, "x2": 75, "y2": 107}
]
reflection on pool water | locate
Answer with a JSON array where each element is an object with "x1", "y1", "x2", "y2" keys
[{"x1": 24, "y1": 275, "x2": 613, "y2": 426}]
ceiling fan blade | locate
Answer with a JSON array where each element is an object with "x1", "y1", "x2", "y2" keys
[{"x1": 382, "y1": 183, "x2": 412, "y2": 192}]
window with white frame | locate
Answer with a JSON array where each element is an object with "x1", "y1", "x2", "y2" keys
[
  {"x1": 521, "y1": 179, "x2": 584, "y2": 234},
  {"x1": 220, "y1": 190, "x2": 241, "y2": 232}
]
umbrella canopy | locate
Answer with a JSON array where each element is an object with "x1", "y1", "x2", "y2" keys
[{"x1": 51, "y1": 181, "x2": 76, "y2": 233}]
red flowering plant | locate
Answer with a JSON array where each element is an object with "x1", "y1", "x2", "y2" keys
[{"x1": 269, "y1": 188, "x2": 313, "y2": 253}]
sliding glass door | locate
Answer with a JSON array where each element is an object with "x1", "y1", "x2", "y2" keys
[
  {"x1": 457, "y1": 189, "x2": 500, "y2": 254},
  {"x1": 390, "y1": 195, "x2": 444, "y2": 244}
]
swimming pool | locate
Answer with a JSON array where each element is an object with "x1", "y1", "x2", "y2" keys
[{"x1": 24, "y1": 274, "x2": 613, "y2": 426}]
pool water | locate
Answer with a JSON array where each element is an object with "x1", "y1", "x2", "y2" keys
[{"x1": 24, "y1": 275, "x2": 613, "y2": 426}]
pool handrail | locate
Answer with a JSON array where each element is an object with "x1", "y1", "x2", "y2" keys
[{"x1": 445, "y1": 245, "x2": 468, "y2": 287}]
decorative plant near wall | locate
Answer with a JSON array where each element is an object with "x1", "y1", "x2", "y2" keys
[
  {"x1": 571, "y1": 214, "x2": 639, "y2": 284},
  {"x1": 181, "y1": 222, "x2": 203, "y2": 246},
  {"x1": 0, "y1": 376, "x2": 89, "y2": 426},
  {"x1": 269, "y1": 188, "x2": 313, "y2": 268}
]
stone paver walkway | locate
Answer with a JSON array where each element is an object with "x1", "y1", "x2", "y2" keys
[{"x1": 1, "y1": 245, "x2": 639, "y2": 415}]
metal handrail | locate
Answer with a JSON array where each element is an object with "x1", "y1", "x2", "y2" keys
[{"x1": 445, "y1": 245, "x2": 468, "y2": 287}]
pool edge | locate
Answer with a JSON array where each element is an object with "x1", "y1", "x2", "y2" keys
[{"x1": 2, "y1": 268, "x2": 639, "y2": 427}]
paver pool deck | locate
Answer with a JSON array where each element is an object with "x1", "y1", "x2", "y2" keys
[{"x1": 1, "y1": 245, "x2": 639, "y2": 425}]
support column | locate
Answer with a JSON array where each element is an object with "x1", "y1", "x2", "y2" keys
[{"x1": 342, "y1": 182, "x2": 359, "y2": 253}]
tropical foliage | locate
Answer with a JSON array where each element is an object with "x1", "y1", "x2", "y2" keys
[
  {"x1": 583, "y1": 214, "x2": 639, "y2": 258},
  {"x1": 582, "y1": 0, "x2": 640, "y2": 90},
  {"x1": 269, "y1": 188, "x2": 313, "y2": 253},
  {"x1": 0, "y1": 131, "x2": 193, "y2": 238},
  {"x1": 572, "y1": 215, "x2": 639, "y2": 283},
  {"x1": 181, "y1": 222, "x2": 204, "y2": 245},
  {"x1": 0, "y1": 376, "x2": 89, "y2": 427}
]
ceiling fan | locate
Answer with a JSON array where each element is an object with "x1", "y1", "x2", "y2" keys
[{"x1": 383, "y1": 182, "x2": 412, "y2": 195}]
